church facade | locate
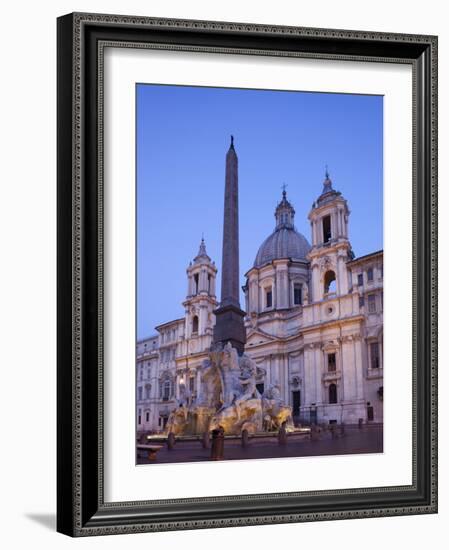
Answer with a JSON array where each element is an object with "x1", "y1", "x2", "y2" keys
[{"x1": 137, "y1": 147, "x2": 383, "y2": 433}]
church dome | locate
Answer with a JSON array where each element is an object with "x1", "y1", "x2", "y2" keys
[
  {"x1": 254, "y1": 227, "x2": 311, "y2": 267},
  {"x1": 254, "y1": 190, "x2": 311, "y2": 268}
]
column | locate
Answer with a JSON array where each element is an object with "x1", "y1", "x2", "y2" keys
[
  {"x1": 199, "y1": 268, "x2": 206, "y2": 293},
  {"x1": 281, "y1": 354, "x2": 288, "y2": 402},
  {"x1": 354, "y1": 335, "x2": 365, "y2": 400},
  {"x1": 303, "y1": 345, "x2": 316, "y2": 406},
  {"x1": 187, "y1": 273, "x2": 192, "y2": 297},
  {"x1": 331, "y1": 212, "x2": 337, "y2": 240},
  {"x1": 314, "y1": 345, "x2": 323, "y2": 404},
  {"x1": 312, "y1": 264, "x2": 321, "y2": 302},
  {"x1": 210, "y1": 272, "x2": 216, "y2": 297},
  {"x1": 337, "y1": 256, "x2": 348, "y2": 295},
  {"x1": 276, "y1": 268, "x2": 282, "y2": 309},
  {"x1": 199, "y1": 305, "x2": 205, "y2": 335},
  {"x1": 342, "y1": 336, "x2": 356, "y2": 401}
]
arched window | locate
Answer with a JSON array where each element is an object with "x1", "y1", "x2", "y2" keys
[
  {"x1": 329, "y1": 383, "x2": 338, "y2": 404},
  {"x1": 192, "y1": 315, "x2": 199, "y2": 334},
  {"x1": 324, "y1": 270, "x2": 337, "y2": 294},
  {"x1": 322, "y1": 215, "x2": 332, "y2": 243}
]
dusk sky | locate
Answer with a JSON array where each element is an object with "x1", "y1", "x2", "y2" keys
[{"x1": 136, "y1": 84, "x2": 383, "y2": 340}]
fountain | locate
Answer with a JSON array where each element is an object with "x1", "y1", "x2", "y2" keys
[
  {"x1": 166, "y1": 342, "x2": 293, "y2": 436},
  {"x1": 165, "y1": 137, "x2": 293, "y2": 438}
]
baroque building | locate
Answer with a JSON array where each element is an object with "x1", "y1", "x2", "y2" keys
[
  {"x1": 136, "y1": 239, "x2": 218, "y2": 432},
  {"x1": 137, "y1": 145, "x2": 383, "y2": 433}
]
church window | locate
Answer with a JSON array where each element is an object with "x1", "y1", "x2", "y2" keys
[
  {"x1": 324, "y1": 270, "x2": 336, "y2": 294},
  {"x1": 192, "y1": 316, "x2": 199, "y2": 334},
  {"x1": 145, "y1": 384, "x2": 151, "y2": 399},
  {"x1": 329, "y1": 383, "x2": 338, "y2": 404},
  {"x1": 194, "y1": 273, "x2": 199, "y2": 294},
  {"x1": 368, "y1": 294, "x2": 376, "y2": 313},
  {"x1": 189, "y1": 377, "x2": 195, "y2": 392},
  {"x1": 266, "y1": 287, "x2": 273, "y2": 308},
  {"x1": 322, "y1": 215, "x2": 332, "y2": 243},
  {"x1": 357, "y1": 273, "x2": 363, "y2": 286},
  {"x1": 367, "y1": 267, "x2": 374, "y2": 282},
  {"x1": 293, "y1": 283, "x2": 302, "y2": 305},
  {"x1": 370, "y1": 342, "x2": 380, "y2": 369},
  {"x1": 162, "y1": 379, "x2": 171, "y2": 400},
  {"x1": 138, "y1": 411, "x2": 142, "y2": 425},
  {"x1": 137, "y1": 387, "x2": 142, "y2": 401},
  {"x1": 145, "y1": 411, "x2": 150, "y2": 422},
  {"x1": 359, "y1": 296, "x2": 365, "y2": 308},
  {"x1": 208, "y1": 274, "x2": 211, "y2": 293},
  {"x1": 327, "y1": 353, "x2": 336, "y2": 372}
]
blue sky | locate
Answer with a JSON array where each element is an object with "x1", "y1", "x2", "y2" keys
[{"x1": 136, "y1": 84, "x2": 383, "y2": 339}]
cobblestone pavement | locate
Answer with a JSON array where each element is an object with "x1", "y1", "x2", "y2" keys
[{"x1": 137, "y1": 424, "x2": 383, "y2": 465}]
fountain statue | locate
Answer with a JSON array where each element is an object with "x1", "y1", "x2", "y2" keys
[{"x1": 166, "y1": 342, "x2": 293, "y2": 436}]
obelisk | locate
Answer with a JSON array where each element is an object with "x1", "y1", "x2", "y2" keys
[{"x1": 213, "y1": 136, "x2": 246, "y2": 354}]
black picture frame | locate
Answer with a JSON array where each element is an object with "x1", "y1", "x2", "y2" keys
[{"x1": 57, "y1": 12, "x2": 438, "y2": 536}]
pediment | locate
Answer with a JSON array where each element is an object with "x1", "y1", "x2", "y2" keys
[{"x1": 245, "y1": 329, "x2": 277, "y2": 346}]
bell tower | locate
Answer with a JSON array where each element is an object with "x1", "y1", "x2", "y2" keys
[
  {"x1": 184, "y1": 238, "x2": 218, "y2": 341},
  {"x1": 308, "y1": 169, "x2": 353, "y2": 301}
]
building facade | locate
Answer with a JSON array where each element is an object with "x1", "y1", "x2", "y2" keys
[
  {"x1": 136, "y1": 239, "x2": 218, "y2": 433},
  {"x1": 137, "y1": 164, "x2": 383, "y2": 433}
]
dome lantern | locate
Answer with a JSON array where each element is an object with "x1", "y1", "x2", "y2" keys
[{"x1": 275, "y1": 186, "x2": 295, "y2": 230}]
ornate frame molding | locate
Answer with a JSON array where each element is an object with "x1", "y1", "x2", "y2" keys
[{"x1": 57, "y1": 12, "x2": 437, "y2": 537}]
